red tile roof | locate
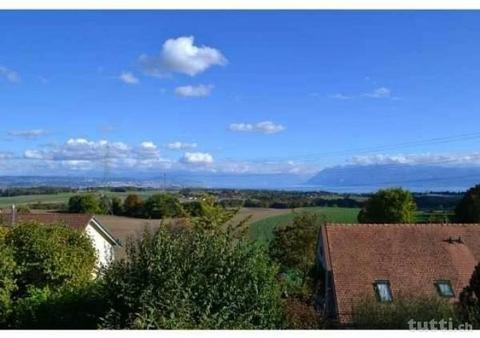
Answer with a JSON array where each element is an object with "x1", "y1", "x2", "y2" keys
[
  {"x1": 1, "y1": 212, "x2": 93, "y2": 231},
  {"x1": 322, "y1": 223, "x2": 480, "y2": 322}
]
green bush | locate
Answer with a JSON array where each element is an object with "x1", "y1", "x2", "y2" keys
[
  {"x1": 9, "y1": 283, "x2": 106, "y2": 329},
  {"x1": 283, "y1": 296, "x2": 326, "y2": 329},
  {"x1": 352, "y1": 296, "x2": 459, "y2": 329},
  {"x1": 100, "y1": 226, "x2": 283, "y2": 329},
  {"x1": 5, "y1": 222, "x2": 97, "y2": 296},
  {"x1": 123, "y1": 194, "x2": 145, "y2": 217},
  {"x1": 0, "y1": 234, "x2": 17, "y2": 326}
]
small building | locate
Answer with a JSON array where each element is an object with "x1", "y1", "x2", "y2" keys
[
  {"x1": 2, "y1": 210, "x2": 121, "y2": 268},
  {"x1": 316, "y1": 223, "x2": 480, "y2": 323}
]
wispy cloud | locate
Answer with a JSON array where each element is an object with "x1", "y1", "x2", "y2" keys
[
  {"x1": 167, "y1": 141, "x2": 197, "y2": 150},
  {"x1": 119, "y1": 71, "x2": 139, "y2": 85},
  {"x1": 0, "y1": 66, "x2": 20, "y2": 83},
  {"x1": 139, "y1": 36, "x2": 227, "y2": 77},
  {"x1": 229, "y1": 121, "x2": 285, "y2": 135},
  {"x1": 175, "y1": 84, "x2": 213, "y2": 97},
  {"x1": 8, "y1": 129, "x2": 48, "y2": 139},
  {"x1": 330, "y1": 87, "x2": 396, "y2": 100}
]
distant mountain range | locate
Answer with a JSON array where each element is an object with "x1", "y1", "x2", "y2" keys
[
  {"x1": 306, "y1": 164, "x2": 480, "y2": 192},
  {"x1": 1, "y1": 164, "x2": 480, "y2": 192}
]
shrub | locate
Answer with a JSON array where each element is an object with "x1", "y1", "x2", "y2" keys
[
  {"x1": 9, "y1": 283, "x2": 106, "y2": 329},
  {"x1": 358, "y1": 188, "x2": 417, "y2": 223},
  {"x1": 5, "y1": 222, "x2": 97, "y2": 295},
  {"x1": 283, "y1": 296, "x2": 326, "y2": 329},
  {"x1": 352, "y1": 296, "x2": 459, "y2": 329},
  {"x1": 0, "y1": 236, "x2": 17, "y2": 326},
  {"x1": 100, "y1": 226, "x2": 283, "y2": 329}
]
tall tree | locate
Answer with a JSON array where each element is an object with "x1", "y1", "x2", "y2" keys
[
  {"x1": 459, "y1": 263, "x2": 480, "y2": 328},
  {"x1": 68, "y1": 194, "x2": 103, "y2": 214},
  {"x1": 455, "y1": 184, "x2": 480, "y2": 223},
  {"x1": 144, "y1": 193, "x2": 184, "y2": 219},
  {"x1": 358, "y1": 188, "x2": 416, "y2": 223},
  {"x1": 123, "y1": 194, "x2": 145, "y2": 218}
]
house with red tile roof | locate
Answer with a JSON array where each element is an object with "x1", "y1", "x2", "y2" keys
[
  {"x1": 316, "y1": 223, "x2": 480, "y2": 323},
  {"x1": 1, "y1": 208, "x2": 121, "y2": 268}
]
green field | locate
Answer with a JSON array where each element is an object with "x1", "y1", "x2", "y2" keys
[
  {"x1": 0, "y1": 190, "x2": 167, "y2": 208},
  {"x1": 249, "y1": 206, "x2": 360, "y2": 243}
]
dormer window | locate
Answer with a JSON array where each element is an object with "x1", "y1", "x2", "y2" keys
[
  {"x1": 435, "y1": 280, "x2": 454, "y2": 298},
  {"x1": 374, "y1": 280, "x2": 393, "y2": 302}
]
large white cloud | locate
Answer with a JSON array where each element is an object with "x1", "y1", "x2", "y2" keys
[
  {"x1": 139, "y1": 36, "x2": 227, "y2": 77},
  {"x1": 181, "y1": 152, "x2": 214, "y2": 165},
  {"x1": 229, "y1": 121, "x2": 285, "y2": 134},
  {"x1": 175, "y1": 84, "x2": 213, "y2": 97},
  {"x1": 0, "y1": 66, "x2": 20, "y2": 83}
]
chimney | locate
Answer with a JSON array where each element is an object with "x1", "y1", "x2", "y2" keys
[{"x1": 11, "y1": 204, "x2": 16, "y2": 226}]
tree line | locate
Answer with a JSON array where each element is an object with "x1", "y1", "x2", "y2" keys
[{"x1": 67, "y1": 193, "x2": 203, "y2": 219}]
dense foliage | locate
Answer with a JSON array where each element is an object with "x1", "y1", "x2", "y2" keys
[
  {"x1": 269, "y1": 213, "x2": 324, "y2": 288},
  {"x1": 455, "y1": 184, "x2": 480, "y2": 222},
  {"x1": 99, "y1": 213, "x2": 283, "y2": 329},
  {"x1": 0, "y1": 222, "x2": 97, "y2": 328},
  {"x1": 122, "y1": 194, "x2": 145, "y2": 217},
  {"x1": 352, "y1": 296, "x2": 459, "y2": 329},
  {"x1": 459, "y1": 263, "x2": 480, "y2": 328},
  {"x1": 68, "y1": 194, "x2": 104, "y2": 214},
  {"x1": 358, "y1": 188, "x2": 417, "y2": 223},
  {"x1": 144, "y1": 193, "x2": 185, "y2": 219}
]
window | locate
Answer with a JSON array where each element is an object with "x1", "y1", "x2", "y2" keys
[
  {"x1": 374, "y1": 280, "x2": 393, "y2": 302},
  {"x1": 435, "y1": 280, "x2": 454, "y2": 298}
]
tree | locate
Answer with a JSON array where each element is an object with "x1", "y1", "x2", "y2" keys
[
  {"x1": 358, "y1": 188, "x2": 416, "y2": 223},
  {"x1": 123, "y1": 194, "x2": 145, "y2": 218},
  {"x1": 459, "y1": 263, "x2": 480, "y2": 328},
  {"x1": 99, "y1": 207, "x2": 283, "y2": 329},
  {"x1": 68, "y1": 194, "x2": 103, "y2": 214},
  {"x1": 144, "y1": 193, "x2": 185, "y2": 219},
  {"x1": 111, "y1": 196, "x2": 123, "y2": 216},
  {"x1": 269, "y1": 213, "x2": 324, "y2": 289},
  {"x1": 455, "y1": 184, "x2": 480, "y2": 223}
]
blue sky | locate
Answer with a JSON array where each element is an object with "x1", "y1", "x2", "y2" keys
[{"x1": 1, "y1": 11, "x2": 480, "y2": 176}]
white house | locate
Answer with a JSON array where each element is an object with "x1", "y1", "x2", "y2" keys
[{"x1": 6, "y1": 209, "x2": 121, "y2": 268}]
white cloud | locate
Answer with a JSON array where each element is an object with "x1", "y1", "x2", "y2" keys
[
  {"x1": 181, "y1": 152, "x2": 214, "y2": 165},
  {"x1": 175, "y1": 84, "x2": 213, "y2": 97},
  {"x1": 8, "y1": 129, "x2": 47, "y2": 139},
  {"x1": 0, "y1": 66, "x2": 20, "y2": 83},
  {"x1": 119, "y1": 71, "x2": 139, "y2": 85},
  {"x1": 229, "y1": 121, "x2": 285, "y2": 134},
  {"x1": 349, "y1": 153, "x2": 480, "y2": 166},
  {"x1": 139, "y1": 36, "x2": 227, "y2": 77},
  {"x1": 167, "y1": 141, "x2": 197, "y2": 150},
  {"x1": 364, "y1": 87, "x2": 391, "y2": 99}
]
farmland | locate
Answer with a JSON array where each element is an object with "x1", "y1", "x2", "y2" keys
[{"x1": 249, "y1": 206, "x2": 360, "y2": 243}]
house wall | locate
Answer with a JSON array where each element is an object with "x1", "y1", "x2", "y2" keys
[{"x1": 85, "y1": 222, "x2": 115, "y2": 268}]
